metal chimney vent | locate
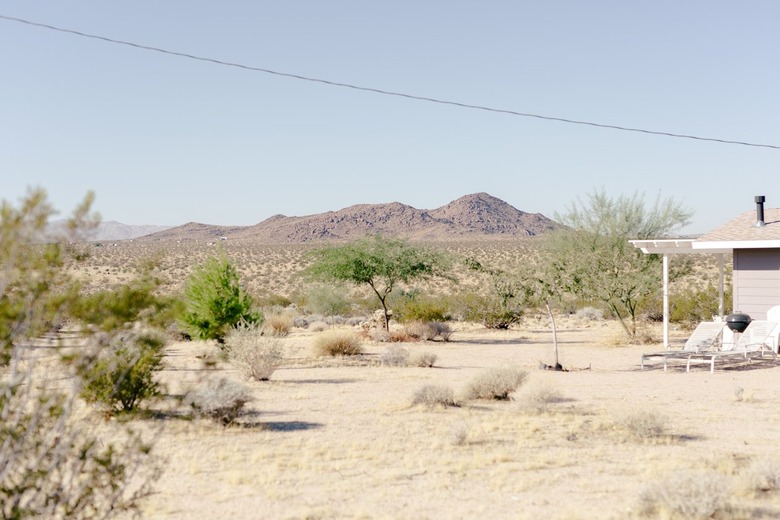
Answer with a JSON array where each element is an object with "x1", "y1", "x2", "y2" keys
[{"x1": 755, "y1": 195, "x2": 766, "y2": 227}]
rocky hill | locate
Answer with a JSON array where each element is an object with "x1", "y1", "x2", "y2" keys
[{"x1": 140, "y1": 193, "x2": 558, "y2": 243}]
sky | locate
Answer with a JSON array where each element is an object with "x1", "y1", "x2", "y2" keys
[{"x1": 1, "y1": 1, "x2": 778, "y2": 234}]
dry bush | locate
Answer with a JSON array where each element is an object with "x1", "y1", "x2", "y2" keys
[
  {"x1": 225, "y1": 325, "x2": 282, "y2": 381},
  {"x1": 309, "y1": 320, "x2": 328, "y2": 332},
  {"x1": 520, "y1": 385, "x2": 567, "y2": 413},
  {"x1": 617, "y1": 410, "x2": 668, "y2": 441},
  {"x1": 740, "y1": 459, "x2": 780, "y2": 497},
  {"x1": 410, "y1": 351, "x2": 438, "y2": 367},
  {"x1": 637, "y1": 471, "x2": 732, "y2": 519},
  {"x1": 404, "y1": 321, "x2": 438, "y2": 341},
  {"x1": 574, "y1": 306, "x2": 604, "y2": 321},
  {"x1": 404, "y1": 321, "x2": 453, "y2": 342},
  {"x1": 450, "y1": 422, "x2": 469, "y2": 446},
  {"x1": 313, "y1": 330, "x2": 363, "y2": 356},
  {"x1": 263, "y1": 313, "x2": 293, "y2": 337},
  {"x1": 463, "y1": 367, "x2": 527, "y2": 401},
  {"x1": 411, "y1": 384, "x2": 458, "y2": 408},
  {"x1": 380, "y1": 345, "x2": 410, "y2": 367},
  {"x1": 187, "y1": 378, "x2": 252, "y2": 425}
]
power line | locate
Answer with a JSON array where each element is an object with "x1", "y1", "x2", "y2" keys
[{"x1": 2, "y1": 13, "x2": 778, "y2": 151}]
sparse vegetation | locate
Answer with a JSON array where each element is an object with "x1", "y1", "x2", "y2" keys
[
  {"x1": 380, "y1": 345, "x2": 410, "y2": 366},
  {"x1": 263, "y1": 312, "x2": 293, "y2": 337},
  {"x1": 637, "y1": 471, "x2": 732, "y2": 519},
  {"x1": 410, "y1": 351, "x2": 438, "y2": 367},
  {"x1": 463, "y1": 367, "x2": 527, "y2": 400},
  {"x1": 411, "y1": 384, "x2": 458, "y2": 408},
  {"x1": 617, "y1": 410, "x2": 668, "y2": 441},
  {"x1": 313, "y1": 330, "x2": 363, "y2": 356},
  {"x1": 187, "y1": 377, "x2": 252, "y2": 425},
  {"x1": 225, "y1": 323, "x2": 283, "y2": 381},
  {"x1": 741, "y1": 459, "x2": 780, "y2": 496},
  {"x1": 80, "y1": 330, "x2": 165, "y2": 414}
]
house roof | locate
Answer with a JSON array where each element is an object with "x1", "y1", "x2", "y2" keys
[{"x1": 692, "y1": 208, "x2": 780, "y2": 250}]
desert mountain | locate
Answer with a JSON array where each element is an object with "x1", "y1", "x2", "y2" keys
[
  {"x1": 47, "y1": 220, "x2": 173, "y2": 241},
  {"x1": 140, "y1": 193, "x2": 557, "y2": 244}
]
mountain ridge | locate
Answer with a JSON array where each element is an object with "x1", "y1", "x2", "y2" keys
[{"x1": 139, "y1": 193, "x2": 559, "y2": 243}]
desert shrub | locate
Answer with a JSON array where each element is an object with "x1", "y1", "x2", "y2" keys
[
  {"x1": 617, "y1": 410, "x2": 668, "y2": 441},
  {"x1": 450, "y1": 422, "x2": 469, "y2": 446},
  {"x1": 301, "y1": 284, "x2": 354, "y2": 316},
  {"x1": 521, "y1": 385, "x2": 566, "y2": 413},
  {"x1": 313, "y1": 330, "x2": 363, "y2": 356},
  {"x1": 670, "y1": 284, "x2": 734, "y2": 325},
  {"x1": 70, "y1": 266, "x2": 180, "y2": 332},
  {"x1": 1, "y1": 189, "x2": 158, "y2": 518},
  {"x1": 456, "y1": 292, "x2": 524, "y2": 330},
  {"x1": 391, "y1": 289, "x2": 451, "y2": 323},
  {"x1": 187, "y1": 377, "x2": 252, "y2": 425},
  {"x1": 255, "y1": 292, "x2": 292, "y2": 308},
  {"x1": 574, "y1": 306, "x2": 604, "y2": 321},
  {"x1": 741, "y1": 459, "x2": 780, "y2": 496},
  {"x1": 179, "y1": 253, "x2": 262, "y2": 343},
  {"x1": 263, "y1": 313, "x2": 293, "y2": 337},
  {"x1": 464, "y1": 367, "x2": 527, "y2": 400},
  {"x1": 433, "y1": 322, "x2": 453, "y2": 341},
  {"x1": 410, "y1": 351, "x2": 438, "y2": 367},
  {"x1": 411, "y1": 384, "x2": 458, "y2": 407},
  {"x1": 404, "y1": 321, "x2": 438, "y2": 341},
  {"x1": 380, "y1": 345, "x2": 410, "y2": 366},
  {"x1": 80, "y1": 330, "x2": 165, "y2": 414},
  {"x1": 637, "y1": 471, "x2": 732, "y2": 519},
  {"x1": 225, "y1": 324, "x2": 282, "y2": 381},
  {"x1": 309, "y1": 320, "x2": 328, "y2": 332}
]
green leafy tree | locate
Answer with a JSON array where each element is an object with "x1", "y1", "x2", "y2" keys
[
  {"x1": 180, "y1": 253, "x2": 261, "y2": 342},
  {"x1": 305, "y1": 235, "x2": 451, "y2": 330},
  {"x1": 1, "y1": 188, "x2": 159, "y2": 519},
  {"x1": 542, "y1": 189, "x2": 692, "y2": 338}
]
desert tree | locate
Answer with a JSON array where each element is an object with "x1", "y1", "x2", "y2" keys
[
  {"x1": 462, "y1": 258, "x2": 531, "y2": 329},
  {"x1": 180, "y1": 252, "x2": 261, "y2": 343},
  {"x1": 1, "y1": 188, "x2": 160, "y2": 518},
  {"x1": 541, "y1": 189, "x2": 692, "y2": 338},
  {"x1": 304, "y1": 235, "x2": 451, "y2": 330}
]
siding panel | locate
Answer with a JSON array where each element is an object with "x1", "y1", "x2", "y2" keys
[{"x1": 733, "y1": 249, "x2": 780, "y2": 320}]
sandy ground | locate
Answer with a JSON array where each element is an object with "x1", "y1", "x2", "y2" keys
[{"x1": 125, "y1": 318, "x2": 780, "y2": 519}]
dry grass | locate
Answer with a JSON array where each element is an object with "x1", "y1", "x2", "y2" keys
[
  {"x1": 225, "y1": 325, "x2": 282, "y2": 381},
  {"x1": 463, "y1": 367, "x2": 527, "y2": 401},
  {"x1": 409, "y1": 351, "x2": 438, "y2": 367},
  {"x1": 410, "y1": 384, "x2": 458, "y2": 408},
  {"x1": 636, "y1": 471, "x2": 733, "y2": 519},
  {"x1": 262, "y1": 313, "x2": 294, "y2": 337},
  {"x1": 379, "y1": 345, "x2": 410, "y2": 367},
  {"x1": 312, "y1": 330, "x2": 363, "y2": 356}
]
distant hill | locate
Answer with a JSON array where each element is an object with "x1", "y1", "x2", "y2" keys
[
  {"x1": 47, "y1": 220, "x2": 173, "y2": 241},
  {"x1": 141, "y1": 193, "x2": 558, "y2": 243}
]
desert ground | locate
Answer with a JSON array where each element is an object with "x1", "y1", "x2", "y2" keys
[
  {"x1": 111, "y1": 317, "x2": 780, "y2": 520},
  {"x1": 49, "y1": 239, "x2": 779, "y2": 519}
]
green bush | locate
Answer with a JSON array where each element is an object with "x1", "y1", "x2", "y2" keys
[
  {"x1": 180, "y1": 254, "x2": 262, "y2": 343},
  {"x1": 391, "y1": 289, "x2": 451, "y2": 323},
  {"x1": 300, "y1": 284, "x2": 354, "y2": 316},
  {"x1": 670, "y1": 284, "x2": 733, "y2": 325},
  {"x1": 80, "y1": 331, "x2": 165, "y2": 414},
  {"x1": 457, "y1": 292, "x2": 524, "y2": 329}
]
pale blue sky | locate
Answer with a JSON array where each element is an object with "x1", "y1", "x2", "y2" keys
[{"x1": 1, "y1": 1, "x2": 777, "y2": 234}]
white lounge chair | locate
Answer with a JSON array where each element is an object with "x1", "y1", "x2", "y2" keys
[
  {"x1": 685, "y1": 320, "x2": 779, "y2": 373},
  {"x1": 640, "y1": 321, "x2": 726, "y2": 371}
]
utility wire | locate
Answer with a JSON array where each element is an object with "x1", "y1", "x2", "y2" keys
[{"x1": 2, "y1": 13, "x2": 778, "y2": 151}]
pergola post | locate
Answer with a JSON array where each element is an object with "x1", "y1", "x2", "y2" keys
[
  {"x1": 718, "y1": 253, "x2": 725, "y2": 317},
  {"x1": 663, "y1": 253, "x2": 669, "y2": 349}
]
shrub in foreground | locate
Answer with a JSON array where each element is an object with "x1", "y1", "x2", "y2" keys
[
  {"x1": 637, "y1": 471, "x2": 732, "y2": 519},
  {"x1": 380, "y1": 345, "x2": 410, "y2": 366},
  {"x1": 80, "y1": 330, "x2": 165, "y2": 414},
  {"x1": 313, "y1": 330, "x2": 363, "y2": 356},
  {"x1": 410, "y1": 351, "x2": 438, "y2": 367},
  {"x1": 464, "y1": 367, "x2": 527, "y2": 400}
]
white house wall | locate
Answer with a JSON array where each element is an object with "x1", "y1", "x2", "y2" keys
[{"x1": 733, "y1": 249, "x2": 780, "y2": 320}]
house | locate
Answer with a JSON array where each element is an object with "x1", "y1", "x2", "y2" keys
[{"x1": 631, "y1": 196, "x2": 780, "y2": 348}]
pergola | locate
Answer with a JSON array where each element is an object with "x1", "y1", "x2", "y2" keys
[{"x1": 630, "y1": 239, "x2": 731, "y2": 349}]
